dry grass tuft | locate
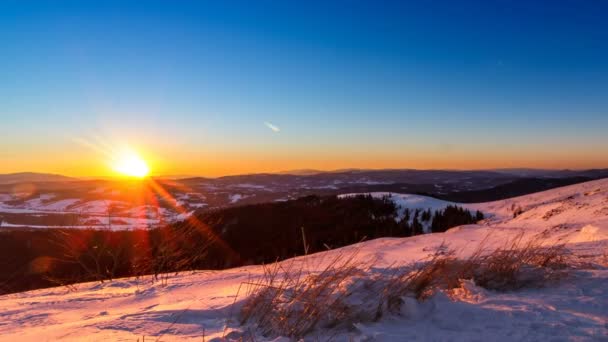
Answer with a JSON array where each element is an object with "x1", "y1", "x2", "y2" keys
[
  {"x1": 404, "y1": 233, "x2": 571, "y2": 297},
  {"x1": 238, "y1": 250, "x2": 376, "y2": 338},
  {"x1": 470, "y1": 234, "x2": 570, "y2": 290},
  {"x1": 236, "y1": 233, "x2": 574, "y2": 338}
]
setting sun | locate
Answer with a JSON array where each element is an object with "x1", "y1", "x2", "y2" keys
[{"x1": 112, "y1": 151, "x2": 150, "y2": 178}]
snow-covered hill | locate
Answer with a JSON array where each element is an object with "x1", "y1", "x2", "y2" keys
[
  {"x1": 342, "y1": 179, "x2": 608, "y2": 240},
  {"x1": 1, "y1": 179, "x2": 607, "y2": 341}
]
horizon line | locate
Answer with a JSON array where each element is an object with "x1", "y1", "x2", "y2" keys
[{"x1": 1, "y1": 166, "x2": 607, "y2": 181}]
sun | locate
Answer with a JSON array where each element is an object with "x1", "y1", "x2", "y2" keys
[{"x1": 112, "y1": 150, "x2": 150, "y2": 178}]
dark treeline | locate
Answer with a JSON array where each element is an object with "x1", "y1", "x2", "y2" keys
[
  {"x1": 0, "y1": 195, "x2": 483, "y2": 294},
  {"x1": 431, "y1": 205, "x2": 485, "y2": 233},
  {"x1": 434, "y1": 177, "x2": 594, "y2": 203}
]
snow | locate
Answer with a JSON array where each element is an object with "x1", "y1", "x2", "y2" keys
[
  {"x1": 312, "y1": 184, "x2": 338, "y2": 189},
  {"x1": 353, "y1": 271, "x2": 608, "y2": 340},
  {"x1": 24, "y1": 193, "x2": 55, "y2": 206},
  {"x1": 0, "y1": 206, "x2": 64, "y2": 214},
  {"x1": 0, "y1": 222, "x2": 155, "y2": 230},
  {"x1": 0, "y1": 188, "x2": 202, "y2": 229},
  {"x1": 0, "y1": 199, "x2": 172, "y2": 230},
  {"x1": 72, "y1": 200, "x2": 129, "y2": 214},
  {"x1": 340, "y1": 192, "x2": 461, "y2": 218},
  {"x1": 124, "y1": 205, "x2": 160, "y2": 218},
  {"x1": 34, "y1": 198, "x2": 81, "y2": 211},
  {"x1": 0, "y1": 196, "x2": 80, "y2": 214},
  {"x1": 232, "y1": 183, "x2": 269, "y2": 190},
  {"x1": 169, "y1": 211, "x2": 195, "y2": 223},
  {"x1": 569, "y1": 224, "x2": 608, "y2": 243},
  {"x1": 1, "y1": 179, "x2": 608, "y2": 340},
  {"x1": 352, "y1": 179, "x2": 394, "y2": 185},
  {"x1": 229, "y1": 194, "x2": 245, "y2": 203}
]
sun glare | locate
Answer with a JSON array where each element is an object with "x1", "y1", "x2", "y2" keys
[{"x1": 112, "y1": 151, "x2": 150, "y2": 178}]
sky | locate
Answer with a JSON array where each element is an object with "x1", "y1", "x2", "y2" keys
[{"x1": 1, "y1": 0, "x2": 607, "y2": 177}]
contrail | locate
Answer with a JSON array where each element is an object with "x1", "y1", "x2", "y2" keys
[{"x1": 264, "y1": 121, "x2": 280, "y2": 132}]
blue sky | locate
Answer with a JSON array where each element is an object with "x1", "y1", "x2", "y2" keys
[{"x1": 1, "y1": 1, "x2": 607, "y2": 176}]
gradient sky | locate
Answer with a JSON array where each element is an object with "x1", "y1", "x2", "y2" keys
[{"x1": 1, "y1": 0, "x2": 607, "y2": 177}]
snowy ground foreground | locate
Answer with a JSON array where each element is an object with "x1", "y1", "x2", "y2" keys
[{"x1": 1, "y1": 179, "x2": 608, "y2": 341}]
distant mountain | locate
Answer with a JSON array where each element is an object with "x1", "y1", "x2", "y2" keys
[
  {"x1": 434, "y1": 176, "x2": 595, "y2": 203},
  {"x1": 491, "y1": 168, "x2": 608, "y2": 179},
  {"x1": 0, "y1": 172, "x2": 76, "y2": 184},
  {"x1": 276, "y1": 169, "x2": 326, "y2": 175}
]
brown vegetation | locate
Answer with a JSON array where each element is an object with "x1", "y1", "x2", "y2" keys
[{"x1": 235, "y1": 233, "x2": 573, "y2": 339}]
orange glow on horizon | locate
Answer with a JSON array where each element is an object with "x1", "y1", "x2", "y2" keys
[{"x1": 1, "y1": 138, "x2": 607, "y2": 178}]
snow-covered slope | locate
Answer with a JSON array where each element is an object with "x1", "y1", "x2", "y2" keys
[
  {"x1": 344, "y1": 180, "x2": 608, "y2": 241},
  {"x1": 1, "y1": 179, "x2": 607, "y2": 341},
  {"x1": 471, "y1": 179, "x2": 608, "y2": 230}
]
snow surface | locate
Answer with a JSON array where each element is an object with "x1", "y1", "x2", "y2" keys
[
  {"x1": 0, "y1": 194, "x2": 79, "y2": 214},
  {"x1": 229, "y1": 194, "x2": 250, "y2": 203},
  {"x1": 0, "y1": 197, "x2": 191, "y2": 230},
  {"x1": 31, "y1": 198, "x2": 81, "y2": 211},
  {"x1": 232, "y1": 183, "x2": 269, "y2": 190},
  {"x1": 1, "y1": 179, "x2": 608, "y2": 340},
  {"x1": 340, "y1": 192, "x2": 461, "y2": 218},
  {"x1": 71, "y1": 200, "x2": 128, "y2": 214}
]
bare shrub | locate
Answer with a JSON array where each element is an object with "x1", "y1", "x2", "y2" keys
[
  {"x1": 51, "y1": 228, "x2": 127, "y2": 284},
  {"x1": 399, "y1": 233, "x2": 571, "y2": 299},
  {"x1": 404, "y1": 249, "x2": 460, "y2": 299},
  {"x1": 236, "y1": 233, "x2": 574, "y2": 338},
  {"x1": 511, "y1": 203, "x2": 524, "y2": 218},
  {"x1": 471, "y1": 234, "x2": 568, "y2": 290},
  {"x1": 238, "y1": 249, "x2": 385, "y2": 338}
]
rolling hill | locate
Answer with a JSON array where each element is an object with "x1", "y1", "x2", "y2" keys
[{"x1": 0, "y1": 172, "x2": 76, "y2": 185}]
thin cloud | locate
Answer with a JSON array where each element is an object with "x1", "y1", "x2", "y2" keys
[{"x1": 264, "y1": 121, "x2": 280, "y2": 132}]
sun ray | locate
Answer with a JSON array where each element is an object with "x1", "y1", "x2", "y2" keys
[{"x1": 146, "y1": 178, "x2": 241, "y2": 262}]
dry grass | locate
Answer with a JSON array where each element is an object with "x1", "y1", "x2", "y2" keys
[
  {"x1": 238, "y1": 250, "x2": 377, "y2": 338},
  {"x1": 469, "y1": 234, "x2": 569, "y2": 290},
  {"x1": 404, "y1": 233, "x2": 570, "y2": 299},
  {"x1": 236, "y1": 233, "x2": 574, "y2": 339}
]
